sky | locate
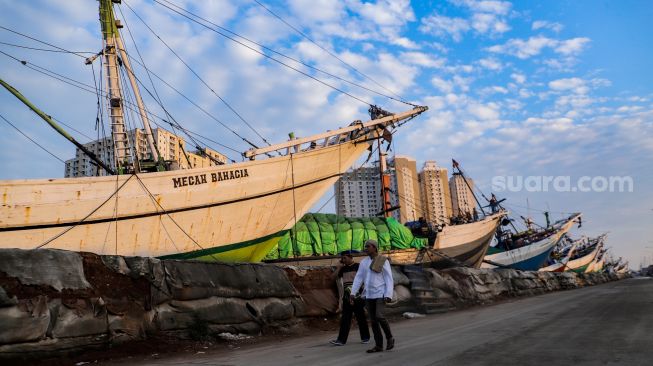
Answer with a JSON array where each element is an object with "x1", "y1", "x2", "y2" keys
[{"x1": 1, "y1": 0, "x2": 652, "y2": 267}]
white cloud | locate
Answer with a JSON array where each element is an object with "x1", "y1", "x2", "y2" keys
[
  {"x1": 287, "y1": 0, "x2": 418, "y2": 49},
  {"x1": 453, "y1": 0, "x2": 512, "y2": 15},
  {"x1": 478, "y1": 57, "x2": 502, "y2": 70},
  {"x1": 471, "y1": 12, "x2": 510, "y2": 34},
  {"x1": 431, "y1": 77, "x2": 454, "y2": 93},
  {"x1": 420, "y1": 0, "x2": 511, "y2": 41},
  {"x1": 532, "y1": 20, "x2": 563, "y2": 33},
  {"x1": 518, "y1": 88, "x2": 533, "y2": 98},
  {"x1": 504, "y1": 98, "x2": 524, "y2": 110},
  {"x1": 481, "y1": 86, "x2": 509, "y2": 95},
  {"x1": 556, "y1": 37, "x2": 591, "y2": 55},
  {"x1": 419, "y1": 14, "x2": 470, "y2": 42},
  {"x1": 487, "y1": 36, "x2": 591, "y2": 59},
  {"x1": 511, "y1": 72, "x2": 526, "y2": 84},
  {"x1": 468, "y1": 102, "x2": 500, "y2": 120},
  {"x1": 355, "y1": 0, "x2": 416, "y2": 27},
  {"x1": 400, "y1": 51, "x2": 446, "y2": 68},
  {"x1": 548, "y1": 77, "x2": 611, "y2": 95},
  {"x1": 288, "y1": 0, "x2": 344, "y2": 23},
  {"x1": 487, "y1": 36, "x2": 558, "y2": 59},
  {"x1": 617, "y1": 105, "x2": 644, "y2": 113},
  {"x1": 549, "y1": 77, "x2": 589, "y2": 94},
  {"x1": 525, "y1": 117, "x2": 574, "y2": 131}
]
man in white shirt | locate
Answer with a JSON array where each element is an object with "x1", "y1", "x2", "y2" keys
[{"x1": 351, "y1": 239, "x2": 395, "y2": 353}]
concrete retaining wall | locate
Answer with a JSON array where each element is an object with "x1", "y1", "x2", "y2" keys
[{"x1": 0, "y1": 249, "x2": 627, "y2": 360}]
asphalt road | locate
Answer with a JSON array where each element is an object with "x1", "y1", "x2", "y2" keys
[{"x1": 105, "y1": 278, "x2": 653, "y2": 366}]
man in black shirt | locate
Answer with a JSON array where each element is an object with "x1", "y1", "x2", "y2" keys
[{"x1": 330, "y1": 250, "x2": 370, "y2": 346}]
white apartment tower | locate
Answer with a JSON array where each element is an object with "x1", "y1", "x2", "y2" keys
[
  {"x1": 335, "y1": 166, "x2": 383, "y2": 217},
  {"x1": 418, "y1": 161, "x2": 452, "y2": 226},
  {"x1": 64, "y1": 127, "x2": 227, "y2": 177},
  {"x1": 449, "y1": 173, "x2": 475, "y2": 217},
  {"x1": 389, "y1": 156, "x2": 422, "y2": 223}
]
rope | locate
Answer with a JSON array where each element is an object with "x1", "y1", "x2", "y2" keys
[
  {"x1": 1, "y1": 25, "x2": 244, "y2": 158},
  {"x1": 132, "y1": 174, "x2": 222, "y2": 261},
  {"x1": 156, "y1": 0, "x2": 414, "y2": 106},
  {"x1": 146, "y1": 0, "x2": 374, "y2": 106},
  {"x1": 0, "y1": 113, "x2": 65, "y2": 163},
  {"x1": 0, "y1": 26, "x2": 89, "y2": 58},
  {"x1": 117, "y1": 5, "x2": 238, "y2": 163},
  {"x1": 114, "y1": 32, "x2": 268, "y2": 156},
  {"x1": 0, "y1": 40, "x2": 94, "y2": 55},
  {"x1": 418, "y1": 247, "x2": 472, "y2": 268},
  {"x1": 0, "y1": 49, "x2": 244, "y2": 160},
  {"x1": 289, "y1": 154, "x2": 298, "y2": 256},
  {"x1": 252, "y1": 0, "x2": 409, "y2": 103},
  {"x1": 35, "y1": 174, "x2": 135, "y2": 249},
  {"x1": 122, "y1": 0, "x2": 273, "y2": 148}
]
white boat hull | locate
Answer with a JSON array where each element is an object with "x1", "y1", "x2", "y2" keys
[
  {"x1": 0, "y1": 142, "x2": 369, "y2": 262},
  {"x1": 567, "y1": 244, "x2": 602, "y2": 272},
  {"x1": 482, "y1": 215, "x2": 579, "y2": 271}
]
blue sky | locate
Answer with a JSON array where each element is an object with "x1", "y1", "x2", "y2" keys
[{"x1": 1, "y1": 0, "x2": 652, "y2": 267}]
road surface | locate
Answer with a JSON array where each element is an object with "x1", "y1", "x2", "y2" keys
[{"x1": 104, "y1": 278, "x2": 653, "y2": 366}]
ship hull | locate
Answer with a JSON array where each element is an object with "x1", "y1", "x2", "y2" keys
[
  {"x1": 0, "y1": 142, "x2": 369, "y2": 262},
  {"x1": 567, "y1": 242, "x2": 602, "y2": 273},
  {"x1": 539, "y1": 262, "x2": 566, "y2": 272},
  {"x1": 482, "y1": 215, "x2": 579, "y2": 271}
]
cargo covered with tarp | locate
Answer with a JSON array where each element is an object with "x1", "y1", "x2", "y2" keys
[{"x1": 264, "y1": 214, "x2": 428, "y2": 260}]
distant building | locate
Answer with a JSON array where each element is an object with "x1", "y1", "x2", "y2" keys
[
  {"x1": 449, "y1": 173, "x2": 475, "y2": 217},
  {"x1": 418, "y1": 161, "x2": 452, "y2": 226},
  {"x1": 335, "y1": 166, "x2": 382, "y2": 217},
  {"x1": 389, "y1": 155, "x2": 422, "y2": 223},
  {"x1": 64, "y1": 127, "x2": 226, "y2": 177}
]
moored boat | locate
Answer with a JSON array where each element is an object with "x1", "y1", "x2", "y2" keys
[
  {"x1": 482, "y1": 213, "x2": 582, "y2": 271},
  {"x1": 0, "y1": 0, "x2": 428, "y2": 262},
  {"x1": 566, "y1": 235, "x2": 605, "y2": 273},
  {"x1": 539, "y1": 236, "x2": 583, "y2": 272}
]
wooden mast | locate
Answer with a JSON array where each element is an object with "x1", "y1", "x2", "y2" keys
[
  {"x1": 379, "y1": 139, "x2": 392, "y2": 218},
  {"x1": 115, "y1": 35, "x2": 163, "y2": 169},
  {"x1": 100, "y1": 0, "x2": 132, "y2": 173}
]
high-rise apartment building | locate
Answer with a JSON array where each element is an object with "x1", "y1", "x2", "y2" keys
[
  {"x1": 335, "y1": 166, "x2": 382, "y2": 217},
  {"x1": 449, "y1": 172, "x2": 475, "y2": 217},
  {"x1": 418, "y1": 161, "x2": 452, "y2": 226},
  {"x1": 389, "y1": 155, "x2": 422, "y2": 223},
  {"x1": 336, "y1": 156, "x2": 422, "y2": 223},
  {"x1": 64, "y1": 127, "x2": 226, "y2": 177}
]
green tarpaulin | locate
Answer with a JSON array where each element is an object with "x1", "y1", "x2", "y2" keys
[{"x1": 264, "y1": 213, "x2": 427, "y2": 260}]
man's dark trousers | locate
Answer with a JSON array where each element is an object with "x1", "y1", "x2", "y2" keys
[
  {"x1": 366, "y1": 298, "x2": 393, "y2": 348},
  {"x1": 338, "y1": 296, "x2": 369, "y2": 343}
]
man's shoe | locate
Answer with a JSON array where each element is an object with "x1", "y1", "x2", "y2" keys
[
  {"x1": 366, "y1": 346, "x2": 384, "y2": 353},
  {"x1": 361, "y1": 338, "x2": 370, "y2": 344},
  {"x1": 330, "y1": 340, "x2": 345, "y2": 346},
  {"x1": 386, "y1": 338, "x2": 395, "y2": 350}
]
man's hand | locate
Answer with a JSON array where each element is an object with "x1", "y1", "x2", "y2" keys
[
  {"x1": 349, "y1": 296, "x2": 355, "y2": 305},
  {"x1": 384, "y1": 297, "x2": 392, "y2": 303}
]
